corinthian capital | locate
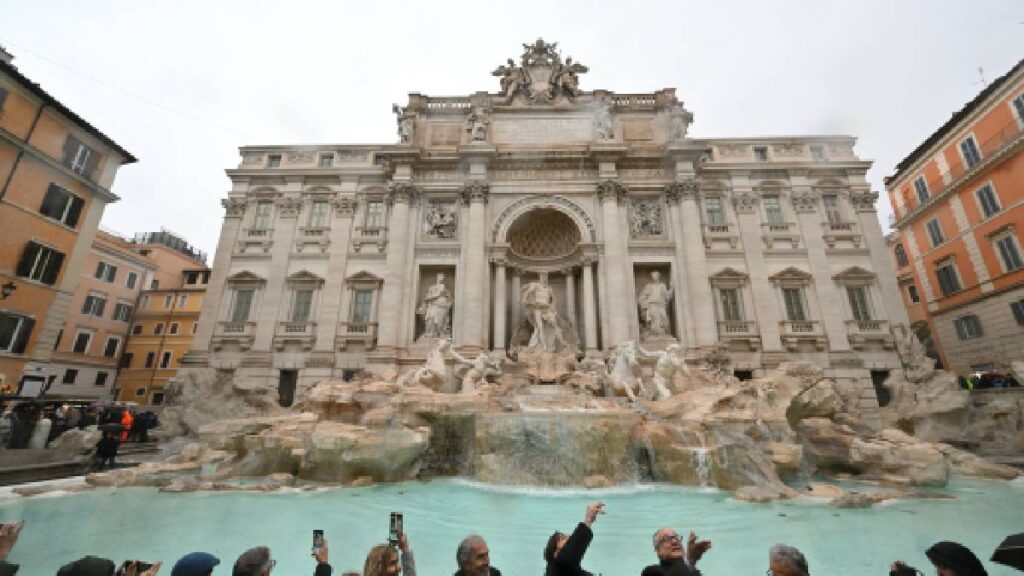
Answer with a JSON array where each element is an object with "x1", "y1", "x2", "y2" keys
[
  {"x1": 596, "y1": 179, "x2": 628, "y2": 203},
  {"x1": 790, "y1": 191, "x2": 818, "y2": 213},
  {"x1": 387, "y1": 181, "x2": 421, "y2": 205},
  {"x1": 221, "y1": 197, "x2": 247, "y2": 218},
  {"x1": 332, "y1": 194, "x2": 358, "y2": 217},
  {"x1": 460, "y1": 181, "x2": 490, "y2": 205},
  {"x1": 849, "y1": 190, "x2": 878, "y2": 212},
  {"x1": 664, "y1": 180, "x2": 698, "y2": 203}
]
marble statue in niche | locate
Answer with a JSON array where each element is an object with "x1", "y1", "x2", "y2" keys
[
  {"x1": 417, "y1": 273, "x2": 453, "y2": 339},
  {"x1": 521, "y1": 272, "x2": 569, "y2": 353},
  {"x1": 424, "y1": 202, "x2": 457, "y2": 239},
  {"x1": 638, "y1": 270, "x2": 673, "y2": 338},
  {"x1": 631, "y1": 201, "x2": 663, "y2": 237}
]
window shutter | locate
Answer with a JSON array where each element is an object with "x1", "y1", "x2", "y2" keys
[
  {"x1": 62, "y1": 135, "x2": 81, "y2": 166},
  {"x1": 11, "y1": 317, "x2": 34, "y2": 353},
  {"x1": 65, "y1": 196, "x2": 85, "y2": 228},
  {"x1": 16, "y1": 242, "x2": 40, "y2": 278},
  {"x1": 40, "y1": 185, "x2": 61, "y2": 218},
  {"x1": 41, "y1": 250, "x2": 64, "y2": 285},
  {"x1": 83, "y1": 150, "x2": 99, "y2": 178},
  {"x1": 1011, "y1": 301, "x2": 1024, "y2": 326}
]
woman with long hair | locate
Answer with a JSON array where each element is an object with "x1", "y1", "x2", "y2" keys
[{"x1": 363, "y1": 532, "x2": 417, "y2": 576}]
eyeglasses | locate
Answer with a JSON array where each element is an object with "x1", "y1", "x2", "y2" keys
[
  {"x1": 267, "y1": 559, "x2": 277, "y2": 572},
  {"x1": 657, "y1": 534, "x2": 682, "y2": 546}
]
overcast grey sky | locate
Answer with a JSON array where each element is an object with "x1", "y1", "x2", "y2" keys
[{"x1": 3, "y1": 1, "x2": 1022, "y2": 258}]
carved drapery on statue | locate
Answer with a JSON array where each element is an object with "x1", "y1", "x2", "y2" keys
[
  {"x1": 637, "y1": 270, "x2": 673, "y2": 338},
  {"x1": 417, "y1": 273, "x2": 453, "y2": 339},
  {"x1": 491, "y1": 38, "x2": 589, "y2": 104}
]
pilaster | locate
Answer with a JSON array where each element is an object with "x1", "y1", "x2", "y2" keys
[{"x1": 732, "y1": 172, "x2": 783, "y2": 351}]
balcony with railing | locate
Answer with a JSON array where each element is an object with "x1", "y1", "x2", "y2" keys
[
  {"x1": 779, "y1": 320, "x2": 827, "y2": 351},
  {"x1": 845, "y1": 318, "x2": 893, "y2": 350},
  {"x1": 352, "y1": 226, "x2": 387, "y2": 254},
  {"x1": 274, "y1": 321, "x2": 317, "y2": 351},
  {"x1": 822, "y1": 220, "x2": 862, "y2": 249},
  {"x1": 335, "y1": 322, "x2": 378, "y2": 350},
  {"x1": 717, "y1": 320, "x2": 761, "y2": 350},
  {"x1": 236, "y1": 228, "x2": 274, "y2": 254},
  {"x1": 702, "y1": 223, "x2": 739, "y2": 249},
  {"x1": 894, "y1": 117, "x2": 1023, "y2": 227},
  {"x1": 212, "y1": 321, "x2": 256, "y2": 351},
  {"x1": 761, "y1": 222, "x2": 800, "y2": 249},
  {"x1": 296, "y1": 226, "x2": 331, "y2": 254}
]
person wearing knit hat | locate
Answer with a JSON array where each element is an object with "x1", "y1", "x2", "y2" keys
[
  {"x1": 925, "y1": 541, "x2": 988, "y2": 576},
  {"x1": 171, "y1": 553, "x2": 220, "y2": 576}
]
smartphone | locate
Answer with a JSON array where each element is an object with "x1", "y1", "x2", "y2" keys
[
  {"x1": 388, "y1": 512, "x2": 403, "y2": 545},
  {"x1": 313, "y1": 529, "x2": 325, "y2": 552}
]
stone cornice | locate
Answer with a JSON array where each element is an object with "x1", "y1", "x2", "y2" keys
[{"x1": 0, "y1": 126, "x2": 119, "y2": 203}]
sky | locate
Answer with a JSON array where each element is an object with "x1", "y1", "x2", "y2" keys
[{"x1": 2, "y1": 0, "x2": 1022, "y2": 259}]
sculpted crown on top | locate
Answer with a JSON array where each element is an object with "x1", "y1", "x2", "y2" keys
[{"x1": 492, "y1": 38, "x2": 589, "y2": 104}]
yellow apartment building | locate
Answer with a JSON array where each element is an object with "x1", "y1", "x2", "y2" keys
[
  {"x1": 115, "y1": 232, "x2": 208, "y2": 404},
  {"x1": 0, "y1": 47, "x2": 136, "y2": 395}
]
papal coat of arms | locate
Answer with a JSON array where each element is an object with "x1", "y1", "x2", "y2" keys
[{"x1": 492, "y1": 38, "x2": 589, "y2": 104}]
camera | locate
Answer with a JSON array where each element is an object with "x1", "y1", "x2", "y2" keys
[
  {"x1": 389, "y1": 512, "x2": 403, "y2": 546},
  {"x1": 313, "y1": 529, "x2": 325, "y2": 552}
]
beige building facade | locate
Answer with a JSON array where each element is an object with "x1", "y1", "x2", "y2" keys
[
  {"x1": 47, "y1": 230, "x2": 156, "y2": 398},
  {"x1": 186, "y1": 40, "x2": 907, "y2": 412}
]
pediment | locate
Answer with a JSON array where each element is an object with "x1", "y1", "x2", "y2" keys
[
  {"x1": 769, "y1": 266, "x2": 812, "y2": 282},
  {"x1": 225, "y1": 270, "x2": 266, "y2": 286},
  {"x1": 286, "y1": 270, "x2": 325, "y2": 286},
  {"x1": 710, "y1": 267, "x2": 748, "y2": 280},
  {"x1": 833, "y1": 266, "x2": 876, "y2": 281},
  {"x1": 345, "y1": 270, "x2": 384, "y2": 286}
]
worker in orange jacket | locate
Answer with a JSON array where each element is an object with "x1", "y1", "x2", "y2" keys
[{"x1": 119, "y1": 409, "x2": 133, "y2": 443}]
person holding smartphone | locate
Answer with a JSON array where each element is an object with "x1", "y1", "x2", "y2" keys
[
  {"x1": 543, "y1": 502, "x2": 604, "y2": 576},
  {"x1": 363, "y1": 527, "x2": 416, "y2": 576}
]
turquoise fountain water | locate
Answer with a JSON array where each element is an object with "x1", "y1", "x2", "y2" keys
[{"x1": 2, "y1": 478, "x2": 1022, "y2": 576}]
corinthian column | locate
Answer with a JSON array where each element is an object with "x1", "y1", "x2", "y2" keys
[
  {"x1": 581, "y1": 258, "x2": 599, "y2": 354},
  {"x1": 668, "y1": 180, "x2": 717, "y2": 347},
  {"x1": 375, "y1": 182, "x2": 419, "y2": 354},
  {"x1": 460, "y1": 181, "x2": 489, "y2": 351},
  {"x1": 492, "y1": 259, "x2": 507, "y2": 354},
  {"x1": 597, "y1": 179, "x2": 631, "y2": 347}
]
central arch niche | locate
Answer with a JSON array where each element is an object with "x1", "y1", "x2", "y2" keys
[{"x1": 507, "y1": 208, "x2": 581, "y2": 261}]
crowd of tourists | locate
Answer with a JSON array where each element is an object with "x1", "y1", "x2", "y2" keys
[
  {"x1": 0, "y1": 502, "x2": 1007, "y2": 576},
  {"x1": 0, "y1": 400, "x2": 158, "y2": 450}
]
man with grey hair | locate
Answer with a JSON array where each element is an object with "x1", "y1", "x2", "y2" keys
[
  {"x1": 233, "y1": 547, "x2": 274, "y2": 576},
  {"x1": 641, "y1": 527, "x2": 710, "y2": 576},
  {"x1": 454, "y1": 534, "x2": 501, "y2": 576},
  {"x1": 769, "y1": 544, "x2": 809, "y2": 576}
]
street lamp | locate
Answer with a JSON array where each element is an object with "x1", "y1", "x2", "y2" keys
[{"x1": 0, "y1": 282, "x2": 15, "y2": 300}]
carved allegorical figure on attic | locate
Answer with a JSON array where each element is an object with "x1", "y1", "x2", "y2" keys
[{"x1": 491, "y1": 38, "x2": 588, "y2": 104}]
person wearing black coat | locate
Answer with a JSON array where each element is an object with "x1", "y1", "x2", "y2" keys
[
  {"x1": 544, "y1": 502, "x2": 604, "y2": 576},
  {"x1": 641, "y1": 528, "x2": 711, "y2": 576}
]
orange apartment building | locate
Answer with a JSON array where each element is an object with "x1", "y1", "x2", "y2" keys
[
  {"x1": 114, "y1": 231, "x2": 208, "y2": 405},
  {"x1": 47, "y1": 230, "x2": 156, "y2": 399},
  {"x1": 0, "y1": 47, "x2": 136, "y2": 395},
  {"x1": 886, "y1": 58, "x2": 1024, "y2": 376}
]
